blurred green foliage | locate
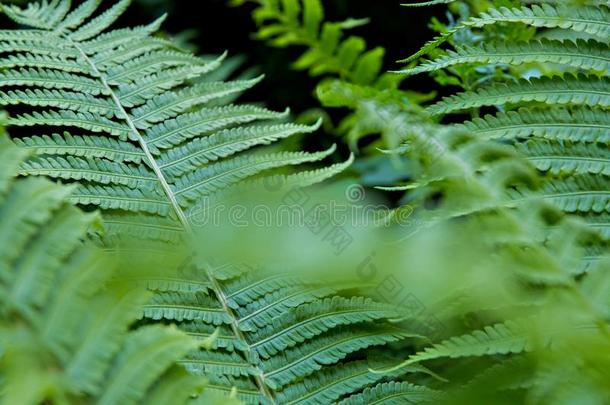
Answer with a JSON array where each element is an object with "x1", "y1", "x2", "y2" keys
[{"x1": 0, "y1": 0, "x2": 608, "y2": 404}]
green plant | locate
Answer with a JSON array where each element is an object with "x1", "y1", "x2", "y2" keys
[
  {"x1": 238, "y1": 0, "x2": 435, "y2": 153},
  {"x1": 361, "y1": 1, "x2": 610, "y2": 402},
  {"x1": 0, "y1": 121, "x2": 203, "y2": 405},
  {"x1": 400, "y1": 0, "x2": 610, "y2": 242},
  {"x1": 1, "y1": 0, "x2": 609, "y2": 404},
  {"x1": 242, "y1": 1, "x2": 610, "y2": 403},
  {"x1": 0, "y1": 1, "x2": 437, "y2": 403}
]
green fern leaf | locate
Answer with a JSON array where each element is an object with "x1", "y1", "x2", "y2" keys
[
  {"x1": 404, "y1": 4, "x2": 610, "y2": 63},
  {"x1": 392, "y1": 320, "x2": 536, "y2": 369},
  {"x1": 427, "y1": 74, "x2": 610, "y2": 116},
  {"x1": 142, "y1": 291, "x2": 232, "y2": 325},
  {"x1": 96, "y1": 325, "x2": 199, "y2": 405},
  {"x1": 262, "y1": 326, "x2": 411, "y2": 389},
  {"x1": 0, "y1": 2, "x2": 412, "y2": 402},
  {"x1": 515, "y1": 175, "x2": 610, "y2": 214},
  {"x1": 14, "y1": 132, "x2": 146, "y2": 163},
  {"x1": 338, "y1": 381, "x2": 440, "y2": 405},
  {"x1": 458, "y1": 107, "x2": 609, "y2": 144},
  {"x1": 517, "y1": 140, "x2": 610, "y2": 176},
  {"x1": 399, "y1": 39, "x2": 609, "y2": 76},
  {"x1": 274, "y1": 360, "x2": 398, "y2": 404},
  {"x1": 0, "y1": 128, "x2": 200, "y2": 404},
  {"x1": 248, "y1": 296, "x2": 400, "y2": 359}
]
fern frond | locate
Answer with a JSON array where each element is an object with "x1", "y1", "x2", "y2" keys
[
  {"x1": 517, "y1": 140, "x2": 610, "y2": 176},
  {"x1": 102, "y1": 212, "x2": 185, "y2": 243},
  {"x1": 459, "y1": 107, "x2": 609, "y2": 144},
  {"x1": 236, "y1": 285, "x2": 337, "y2": 332},
  {"x1": 0, "y1": 52, "x2": 90, "y2": 73},
  {"x1": 404, "y1": 4, "x2": 610, "y2": 63},
  {"x1": 338, "y1": 381, "x2": 440, "y2": 405},
  {"x1": 516, "y1": 175, "x2": 610, "y2": 214},
  {"x1": 399, "y1": 39, "x2": 609, "y2": 76},
  {"x1": 0, "y1": 88, "x2": 119, "y2": 117},
  {"x1": 70, "y1": 183, "x2": 171, "y2": 215},
  {"x1": 95, "y1": 325, "x2": 199, "y2": 405},
  {"x1": 203, "y1": 375, "x2": 261, "y2": 403},
  {"x1": 116, "y1": 66, "x2": 223, "y2": 108},
  {"x1": 250, "y1": 0, "x2": 383, "y2": 85},
  {"x1": 0, "y1": 129, "x2": 200, "y2": 404},
  {"x1": 14, "y1": 133, "x2": 146, "y2": 163},
  {"x1": 10, "y1": 110, "x2": 132, "y2": 140},
  {"x1": 78, "y1": 14, "x2": 167, "y2": 54},
  {"x1": 274, "y1": 360, "x2": 397, "y2": 405},
  {"x1": 249, "y1": 296, "x2": 400, "y2": 359},
  {"x1": 130, "y1": 77, "x2": 264, "y2": 127},
  {"x1": 180, "y1": 349, "x2": 259, "y2": 378},
  {"x1": 142, "y1": 291, "x2": 232, "y2": 325},
  {"x1": 584, "y1": 213, "x2": 610, "y2": 239},
  {"x1": 20, "y1": 156, "x2": 159, "y2": 190},
  {"x1": 173, "y1": 146, "x2": 337, "y2": 203},
  {"x1": 137, "y1": 264, "x2": 418, "y2": 403},
  {"x1": 63, "y1": 289, "x2": 147, "y2": 394},
  {"x1": 158, "y1": 121, "x2": 321, "y2": 178},
  {"x1": 222, "y1": 272, "x2": 305, "y2": 308},
  {"x1": 2, "y1": 0, "x2": 347, "y2": 276},
  {"x1": 181, "y1": 322, "x2": 248, "y2": 351},
  {"x1": 141, "y1": 366, "x2": 205, "y2": 405},
  {"x1": 0, "y1": 1, "x2": 411, "y2": 402},
  {"x1": 409, "y1": 320, "x2": 534, "y2": 364},
  {"x1": 404, "y1": 0, "x2": 610, "y2": 241},
  {"x1": 0, "y1": 68, "x2": 107, "y2": 94},
  {"x1": 262, "y1": 326, "x2": 410, "y2": 389},
  {"x1": 250, "y1": 155, "x2": 355, "y2": 190},
  {"x1": 144, "y1": 105, "x2": 288, "y2": 150},
  {"x1": 55, "y1": 0, "x2": 102, "y2": 33},
  {"x1": 69, "y1": 0, "x2": 131, "y2": 42},
  {"x1": 427, "y1": 74, "x2": 610, "y2": 116}
]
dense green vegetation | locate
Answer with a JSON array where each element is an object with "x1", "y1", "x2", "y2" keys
[{"x1": 0, "y1": 0, "x2": 608, "y2": 404}]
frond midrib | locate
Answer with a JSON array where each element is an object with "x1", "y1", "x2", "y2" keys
[
  {"x1": 65, "y1": 36, "x2": 190, "y2": 229},
  {"x1": 60, "y1": 31, "x2": 274, "y2": 403}
]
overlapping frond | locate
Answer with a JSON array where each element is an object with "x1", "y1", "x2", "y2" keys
[
  {"x1": 0, "y1": 127, "x2": 200, "y2": 405},
  {"x1": 388, "y1": 1, "x2": 610, "y2": 401},
  {"x1": 0, "y1": 2, "x2": 419, "y2": 403},
  {"x1": 402, "y1": 1, "x2": 610, "y2": 241},
  {"x1": 338, "y1": 381, "x2": 439, "y2": 405}
]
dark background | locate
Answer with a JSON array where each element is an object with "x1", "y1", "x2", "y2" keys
[
  {"x1": 123, "y1": 0, "x2": 441, "y2": 112},
  {"x1": 0, "y1": 0, "x2": 444, "y2": 115}
]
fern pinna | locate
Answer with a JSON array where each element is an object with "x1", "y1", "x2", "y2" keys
[
  {"x1": 0, "y1": 1, "x2": 431, "y2": 403},
  {"x1": 400, "y1": 0, "x2": 610, "y2": 246}
]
